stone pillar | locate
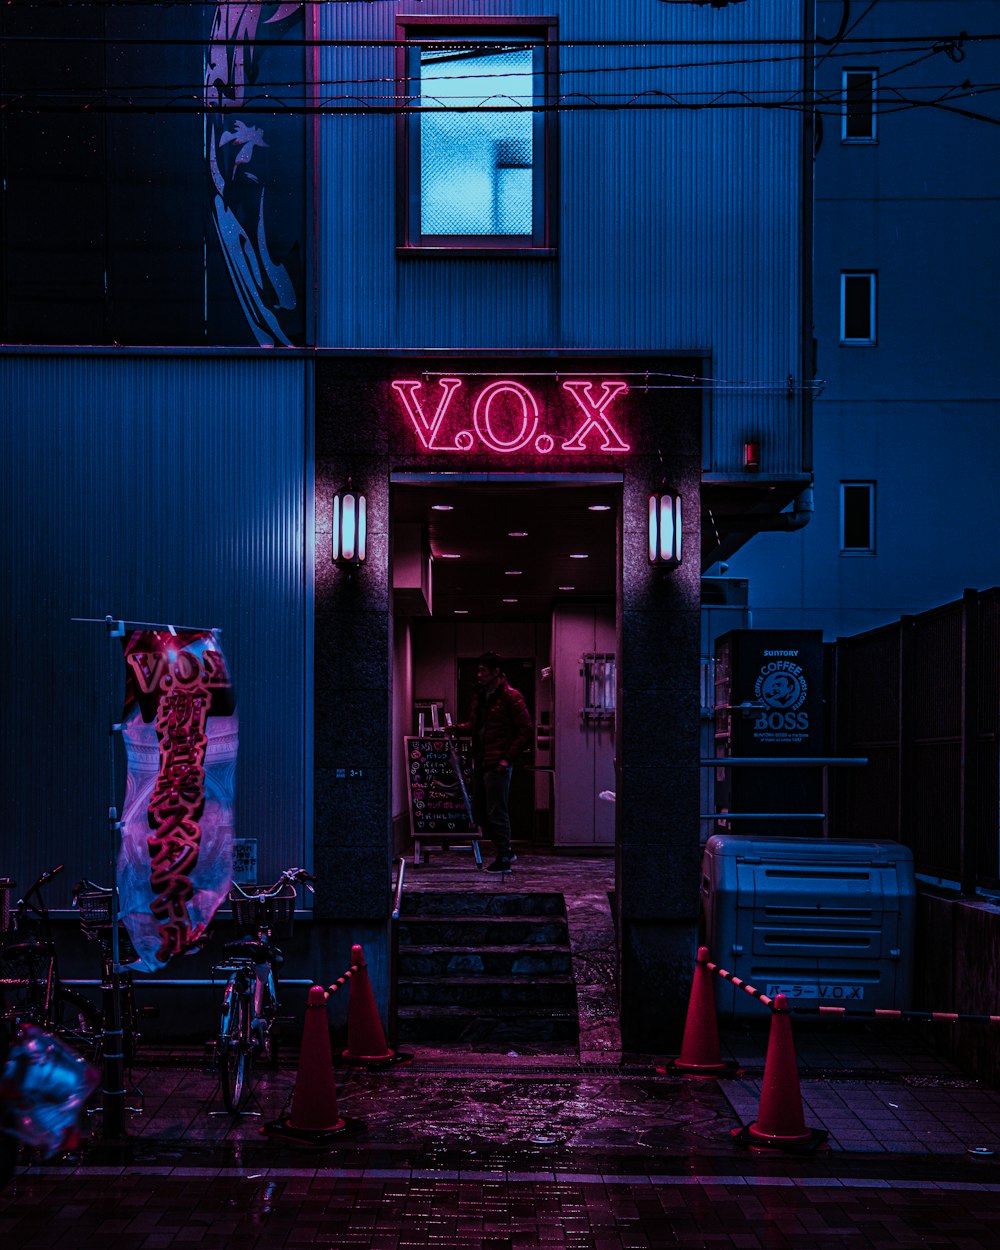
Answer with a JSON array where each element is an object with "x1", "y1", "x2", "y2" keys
[
  {"x1": 617, "y1": 432, "x2": 702, "y2": 1053},
  {"x1": 314, "y1": 362, "x2": 393, "y2": 929}
]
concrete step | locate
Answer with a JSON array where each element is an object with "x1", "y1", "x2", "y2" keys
[
  {"x1": 398, "y1": 915, "x2": 569, "y2": 946},
  {"x1": 397, "y1": 975, "x2": 577, "y2": 1009},
  {"x1": 397, "y1": 944, "x2": 573, "y2": 977},
  {"x1": 396, "y1": 1003, "x2": 579, "y2": 1045},
  {"x1": 401, "y1": 890, "x2": 565, "y2": 917}
]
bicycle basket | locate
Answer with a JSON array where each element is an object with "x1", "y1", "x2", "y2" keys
[
  {"x1": 74, "y1": 891, "x2": 140, "y2": 964},
  {"x1": 229, "y1": 882, "x2": 297, "y2": 934},
  {"x1": 75, "y1": 891, "x2": 113, "y2": 928}
]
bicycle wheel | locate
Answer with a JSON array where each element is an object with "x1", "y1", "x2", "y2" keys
[
  {"x1": 53, "y1": 987, "x2": 102, "y2": 1061},
  {"x1": 219, "y1": 974, "x2": 253, "y2": 1113}
]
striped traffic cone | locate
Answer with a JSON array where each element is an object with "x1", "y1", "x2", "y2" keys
[
  {"x1": 733, "y1": 994, "x2": 828, "y2": 1153},
  {"x1": 262, "y1": 986, "x2": 348, "y2": 1146},
  {"x1": 662, "y1": 947, "x2": 738, "y2": 1075},
  {"x1": 341, "y1": 944, "x2": 396, "y2": 1067}
]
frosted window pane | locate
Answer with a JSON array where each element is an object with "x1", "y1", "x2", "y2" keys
[{"x1": 420, "y1": 46, "x2": 534, "y2": 236}]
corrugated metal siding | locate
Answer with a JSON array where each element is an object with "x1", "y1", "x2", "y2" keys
[
  {"x1": 318, "y1": 1, "x2": 806, "y2": 473},
  {"x1": 1, "y1": 355, "x2": 310, "y2": 902}
]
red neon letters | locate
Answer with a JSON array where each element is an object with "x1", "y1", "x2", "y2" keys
[{"x1": 391, "y1": 377, "x2": 630, "y2": 454}]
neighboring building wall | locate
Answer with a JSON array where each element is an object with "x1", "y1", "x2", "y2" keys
[{"x1": 726, "y1": 1, "x2": 1000, "y2": 639}]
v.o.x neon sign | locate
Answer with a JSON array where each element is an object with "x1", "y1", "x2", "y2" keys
[{"x1": 391, "y1": 377, "x2": 630, "y2": 454}]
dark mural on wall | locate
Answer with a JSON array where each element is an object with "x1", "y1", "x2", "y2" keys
[{"x1": 0, "y1": 2, "x2": 306, "y2": 346}]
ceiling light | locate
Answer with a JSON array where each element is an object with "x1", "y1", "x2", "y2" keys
[
  {"x1": 436, "y1": 553, "x2": 461, "y2": 559},
  {"x1": 505, "y1": 570, "x2": 522, "y2": 576},
  {"x1": 558, "y1": 586, "x2": 575, "y2": 591},
  {"x1": 587, "y1": 504, "x2": 611, "y2": 512},
  {"x1": 503, "y1": 598, "x2": 518, "y2": 604},
  {"x1": 508, "y1": 531, "x2": 529, "y2": 538},
  {"x1": 431, "y1": 504, "x2": 454, "y2": 511},
  {"x1": 454, "y1": 609, "x2": 468, "y2": 615},
  {"x1": 569, "y1": 553, "x2": 589, "y2": 559}
]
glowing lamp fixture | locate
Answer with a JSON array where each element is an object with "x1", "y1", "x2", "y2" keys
[
  {"x1": 648, "y1": 490, "x2": 682, "y2": 565},
  {"x1": 333, "y1": 479, "x2": 367, "y2": 565},
  {"x1": 743, "y1": 440, "x2": 760, "y2": 471}
]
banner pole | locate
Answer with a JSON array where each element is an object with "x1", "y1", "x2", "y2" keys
[{"x1": 102, "y1": 616, "x2": 127, "y2": 1140}]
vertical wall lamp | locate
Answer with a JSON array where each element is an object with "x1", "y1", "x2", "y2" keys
[
  {"x1": 743, "y1": 440, "x2": 761, "y2": 471},
  {"x1": 332, "y1": 478, "x2": 367, "y2": 565},
  {"x1": 648, "y1": 489, "x2": 682, "y2": 565}
]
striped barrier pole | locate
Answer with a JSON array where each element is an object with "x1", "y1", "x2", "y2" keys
[
  {"x1": 324, "y1": 962, "x2": 361, "y2": 999},
  {"x1": 704, "y1": 959, "x2": 776, "y2": 1012},
  {"x1": 792, "y1": 1006, "x2": 1000, "y2": 1024}
]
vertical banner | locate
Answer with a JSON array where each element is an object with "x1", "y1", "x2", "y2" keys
[{"x1": 118, "y1": 629, "x2": 237, "y2": 971}]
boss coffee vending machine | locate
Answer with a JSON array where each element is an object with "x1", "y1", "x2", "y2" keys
[{"x1": 713, "y1": 630, "x2": 827, "y2": 837}]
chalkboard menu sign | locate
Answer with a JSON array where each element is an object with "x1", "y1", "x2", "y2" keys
[{"x1": 405, "y1": 735, "x2": 478, "y2": 836}]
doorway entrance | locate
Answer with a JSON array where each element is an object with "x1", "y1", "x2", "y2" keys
[{"x1": 391, "y1": 475, "x2": 620, "y2": 860}]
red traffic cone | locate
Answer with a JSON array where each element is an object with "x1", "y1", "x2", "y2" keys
[
  {"x1": 736, "y1": 994, "x2": 827, "y2": 1153},
  {"x1": 342, "y1": 944, "x2": 396, "y2": 1066},
  {"x1": 662, "y1": 947, "x2": 737, "y2": 1076},
  {"x1": 262, "y1": 986, "x2": 348, "y2": 1146}
]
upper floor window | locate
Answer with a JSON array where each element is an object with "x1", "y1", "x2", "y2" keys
[
  {"x1": 842, "y1": 69, "x2": 877, "y2": 142},
  {"x1": 840, "y1": 482, "x2": 875, "y2": 554},
  {"x1": 396, "y1": 18, "x2": 557, "y2": 255},
  {"x1": 841, "y1": 271, "x2": 877, "y2": 345}
]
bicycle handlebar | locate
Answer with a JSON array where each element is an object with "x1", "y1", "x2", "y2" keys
[
  {"x1": 229, "y1": 866, "x2": 317, "y2": 898},
  {"x1": 27, "y1": 863, "x2": 64, "y2": 894},
  {"x1": 73, "y1": 877, "x2": 111, "y2": 897}
]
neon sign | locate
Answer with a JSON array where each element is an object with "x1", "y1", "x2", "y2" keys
[{"x1": 391, "y1": 377, "x2": 630, "y2": 454}]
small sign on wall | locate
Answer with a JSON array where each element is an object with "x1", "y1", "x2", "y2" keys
[{"x1": 232, "y1": 838, "x2": 258, "y2": 885}]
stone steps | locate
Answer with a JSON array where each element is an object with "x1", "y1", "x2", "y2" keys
[
  {"x1": 397, "y1": 975, "x2": 577, "y2": 1009},
  {"x1": 397, "y1": 916, "x2": 569, "y2": 946},
  {"x1": 395, "y1": 890, "x2": 578, "y2": 1047}
]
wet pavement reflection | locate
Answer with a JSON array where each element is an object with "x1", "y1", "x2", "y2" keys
[{"x1": 6, "y1": 851, "x2": 1000, "y2": 1245}]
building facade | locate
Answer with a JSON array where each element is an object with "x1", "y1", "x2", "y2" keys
[{"x1": 2, "y1": 1, "x2": 812, "y2": 1049}]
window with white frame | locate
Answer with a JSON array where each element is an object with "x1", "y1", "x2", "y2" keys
[
  {"x1": 842, "y1": 69, "x2": 877, "y2": 142},
  {"x1": 396, "y1": 18, "x2": 556, "y2": 253},
  {"x1": 841, "y1": 271, "x2": 877, "y2": 345},
  {"x1": 840, "y1": 482, "x2": 875, "y2": 554}
]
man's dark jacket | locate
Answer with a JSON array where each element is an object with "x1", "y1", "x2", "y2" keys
[{"x1": 464, "y1": 679, "x2": 533, "y2": 769}]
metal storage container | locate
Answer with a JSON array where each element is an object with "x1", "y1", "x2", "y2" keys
[{"x1": 701, "y1": 835, "x2": 915, "y2": 1018}]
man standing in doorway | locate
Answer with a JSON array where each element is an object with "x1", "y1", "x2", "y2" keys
[{"x1": 454, "y1": 652, "x2": 533, "y2": 873}]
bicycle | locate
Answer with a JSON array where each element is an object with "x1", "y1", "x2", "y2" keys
[
  {"x1": 72, "y1": 880, "x2": 147, "y2": 1068},
  {"x1": 212, "y1": 867, "x2": 315, "y2": 1113},
  {"x1": 0, "y1": 866, "x2": 102, "y2": 1058}
]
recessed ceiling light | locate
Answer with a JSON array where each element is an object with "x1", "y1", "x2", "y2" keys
[
  {"x1": 508, "y1": 531, "x2": 529, "y2": 538},
  {"x1": 454, "y1": 609, "x2": 468, "y2": 615},
  {"x1": 505, "y1": 569, "x2": 523, "y2": 576},
  {"x1": 558, "y1": 586, "x2": 575, "y2": 591},
  {"x1": 569, "y1": 553, "x2": 589, "y2": 559},
  {"x1": 437, "y1": 553, "x2": 461, "y2": 559},
  {"x1": 431, "y1": 504, "x2": 454, "y2": 511},
  {"x1": 588, "y1": 504, "x2": 611, "y2": 512},
  {"x1": 502, "y1": 598, "x2": 518, "y2": 604}
]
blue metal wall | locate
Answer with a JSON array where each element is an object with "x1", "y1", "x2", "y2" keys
[
  {"x1": 1, "y1": 354, "x2": 312, "y2": 900},
  {"x1": 317, "y1": 1, "x2": 808, "y2": 475}
]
